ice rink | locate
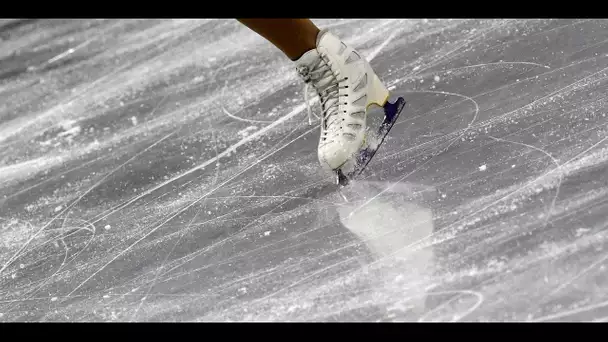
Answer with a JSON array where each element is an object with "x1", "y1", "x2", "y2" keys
[{"x1": 2, "y1": 19, "x2": 608, "y2": 321}]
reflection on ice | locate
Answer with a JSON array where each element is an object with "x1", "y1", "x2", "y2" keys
[{"x1": 337, "y1": 180, "x2": 436, "y2": 319}]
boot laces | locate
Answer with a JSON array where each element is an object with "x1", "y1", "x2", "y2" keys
[{"x1": 297, "y1": 53, "x2": 348, "y2": 140}]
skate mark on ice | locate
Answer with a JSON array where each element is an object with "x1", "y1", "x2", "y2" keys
[
  {"x1": 100, "y1": 218, "x2": 332, "y2": 310},
  {"x1": 409, "y1": 58, "x2": 597, "y2": 144},
  {"x1": 207, "y1": 195, "x2": 339, "y2": 206},
  {"x1": 130, "y1": 122, "x2": 222, "y2": 321},
  {"x1": 366, "y1": 26, "x2": 401, "y2": 63},
  {"x1": 220, "y1": 83, "x2": 274, "y2": 124},
  {"x1": 312, "y1": 256, "x2": 504, "y2": 322},
  {"x1": 144, "y1": 191, "x2": 348, "y2": 292},
  {"x1": 160, "y1": 117, "x2": 314, "y2": 199},
  {"x1": 487, "y1": 135, "x2": 562, "y2": 231},
  {"x1": 145, "y1": 205, "x2": 339, "y2": 289},
  {"x1": 409, "y1": 21, "x2": 513, "y2": 78},
  {"x1": 477, "y1": 19, "x2": 596, "y2": 57},
  {"x1": 86, "y1": 104, "x2": 312, "y2": 222},
  {"x1": 176, "y1": 236, "x2": 357, "y2": 306},
  {"x1": 131, "y1": 132, "x2": 220, "y2": 321},
  {"x1": 345, "y1": 122, "x2": 608, "y2": 279},
  {"x1": 390, "y1": 53, "x2": 604, "y2": 133},
  {"x1": 567, "y1": 36, "x2": 608, "y2": 57},
  {"x1": 0, "y1": 34, "x2": 178, "y2": 145},
  {"x1": 81, "y1": 74, "x2": 238, "y2": 225},
  {"x1": 248, "y1": 251, "x2": 362, "y2": 307},
  {"x1": 45, "y1": 38, "x2": 94, "y2": 66},
  {"x1": 150, "y1": 184, "x2": 333, "y2": 281},
  {"x1": 237, "y1": 163, "x2": 444, "y2": 301},
  {"x1": 126, "y1": 138, "x2": 318, "y2": 314},
  {"x1": 367, "y1": 30, "x2": 399, "y2": 62},
  {"x1": 384, "y1": 86, "x2": 492, "y2": 161},
  {"x1": 1, "y1": 92, "x2": 171, "y2": 230},
  {"x1": 29, "y1": 20, "x2": 127, "y2": 71},
  {"x1": 470, "y1": 65, "x2": 608, "y2": 130},
  {"x1": 437, "y1": 61, "x2": 550, "y2": 74},
  {"x1": 66, "y1": 125, "x2": 319, "y2": 297},
  {"x1": 2, "y1": 217, "x2": 98, "y2": 318},
  {"x1": 0, "y1": 128, "x2": 176, "y2": 277},
  {"x1": 2, "y1": 154, "x2": 108, "y2": 201},
  {"x1": 160, "y1": 179, "x2": 330, "y2": 262},
  {"x1": 0, "y1": 106, "x2": 179, "y2": 191},
  {"x1": 403, "y1": 115, "x2": 558, "y2": 194},
  {"x1": 242, "y1": 199, "x2": 435, "y2": 306},
  {"x1": 70, "y1": 56, "x2": 235, "y2": 225},
  {"x1": 4, "y1": 232, "x2": 68, "y2": 309},
  {"x1": 385, "y1": 58, "x2": 608, "y2": 165},
  {"x1": 531, "y1": 298, "x2": 608, "y2": 322},
  {"x1": 0, "y1": 294, "x2": 90, "y2": 305},
  {"x1": 403, "y1": 90, "x2": 479, "y2": 129},
  {"x1": 393, "y1": 134, "x2": 608, "y2": 255},
  {"x1": 547, "y1": 253, "x2": 608, "y2": 298},
  {"x1": 407, "y1": 24, "x2": 499, "y2": 77},
  {"x1": 417, "y1": 290, "x2": 485, "y2": 322},
  {"x1": 198, "y1": 129, "x2": 328, "y2": 236},
  {"x1": 391, "y1": 94, "x2": 605, "y2": 183},
  {"x1": 102, "y1": 179, "x2": 331, "y2": 294},
  {"x1": 321, "y1": 285, "x2": 477, "y2": 321},
  {"x1": 159, "y1": 221, "x2": 344, "y2": 290},
  {"x1": 231, "y1": 181, "x2": 331, "y2": 237}
]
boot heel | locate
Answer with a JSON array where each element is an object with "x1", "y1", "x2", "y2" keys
[{"x1": 367, "y1": 73, "x2": 390, "y2": 109}]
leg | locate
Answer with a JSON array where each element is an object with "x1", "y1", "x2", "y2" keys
[{"x1": 237, "y1": 19, "x2": 320, "y2": 60}]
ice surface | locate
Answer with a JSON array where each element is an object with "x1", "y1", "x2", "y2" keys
[{"x1": 2, "y1": 19, "x2": 608, "y2": 322}]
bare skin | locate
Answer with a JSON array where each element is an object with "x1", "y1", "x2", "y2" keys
[{"x1": 237, "y1": 19, "x2": 320, "y2": 61}]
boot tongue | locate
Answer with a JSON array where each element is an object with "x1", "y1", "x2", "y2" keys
[
  {"x1": 294, "y1": 49, "x2": 333, "y2": 89},
  {"x1": 294, "y1": 49, "x2": 319, "y2": 82}
]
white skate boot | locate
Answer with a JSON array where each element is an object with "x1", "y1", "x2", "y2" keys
[{"x1": 294, "y1": 29, "x2": 405, "y2": 186}]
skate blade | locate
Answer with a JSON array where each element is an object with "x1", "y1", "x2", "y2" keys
[{"x1": 336, "y1": 96, "x2": 406, "y2": 187}]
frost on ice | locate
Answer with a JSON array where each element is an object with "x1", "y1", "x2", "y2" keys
[
  {"x1": 237, "y1": 126, "x2": 258, "y2": 138},
  {"x1": 57, "y1": 120, "x2": 82, "y2": 140},
  {"x1": 479, "y1": 164, "x2": 487, "y2": 171}
]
